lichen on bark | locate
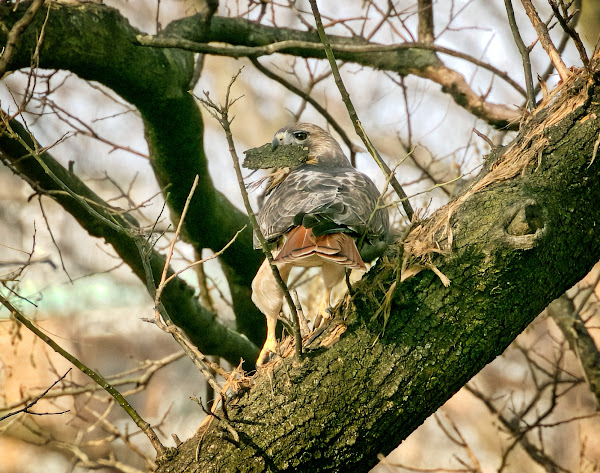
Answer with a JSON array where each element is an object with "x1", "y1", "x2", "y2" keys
[{"x1": 157, "y1": 69, "x2": 600, "y2": 472}]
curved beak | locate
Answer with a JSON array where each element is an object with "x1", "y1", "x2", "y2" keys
[
  {"x1": 271, "y1": 131, "x2": 285, "y2": 151},
  {"x1": 271, "y1": 137, "x2": 280, "y2": 151}
]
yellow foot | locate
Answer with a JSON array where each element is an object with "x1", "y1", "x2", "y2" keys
[
  {"x1": 256, "y1": 337, "x2": 278, "y2": 367},
  {"x1": 313, "y1": 307, "x2": 333, "y2": 330}
]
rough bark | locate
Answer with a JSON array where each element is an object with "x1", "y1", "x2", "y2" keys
[
  {"x1": 0, "y1": 118, "x2": 259, "y2": 367},
  {"x1": 156, "y1": 68, "x2": 600, "y2": 471},
  {"x1": 0, "y1": 1, "x2": 267, "y2": 347},
  {"x1": 0, "y1": 0, "x2": 522, "y2": 359},
  {"x1": 2, "y1": 4, "x2": 600, "y2": 470},
  {"x1": 145, "y1": 16, "x2": 522, "y2": 127}
]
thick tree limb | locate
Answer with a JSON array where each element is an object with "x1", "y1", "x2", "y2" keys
[
  {"x1": 155, "y1": 15, "x2": 523, "y2": 128},
  {"x1": 0, "y1": 3, "x2": 524, "y2": 348},
  {"x1": 157, "y1": 66, "x2": 600, "y2": 472},
  {"x1": 0, "y1": 117, "x2": 259, "y2": 367},
  {"x1": 547, "y1": 294, "x2": 600, "y2": 407},
  {"x1": 0, "y1": 0, "x2": 43, "y2": 77},
  {"x1": 0, "y1": 1, "x2": 266, "y2": 346}
]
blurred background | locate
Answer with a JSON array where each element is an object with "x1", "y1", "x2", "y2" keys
[{"x1": 0, "y1": 0, "x2": 599, "y2": 472}]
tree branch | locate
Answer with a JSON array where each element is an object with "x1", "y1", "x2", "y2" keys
[
  {"x1": 0, "y1": 369, "x2": 71, "y2": 421},
  {"x1": 417, "y1": 0, "x2": 435, "y2": 43},
  {"x1": 521, "y1": 0, "x2": 571, "y2": 81},
  {"x1": 0, "y1": 296, "x2": 166, "y2": 456},
  {"x1": 158, "y1": 65, "x2": 600, "y2": 472},
  {"x1": 505, "y1": 0, "x2": 537, "y2": 110},
  {"x1": 199, "y1": 76, "x2": 303, "y2": 362},
  {"x1": 0, "y1": 0, "x2": 43, "y2": 77},
  {"x1": 149, "y1": 15, "x2": 524, "y2": 128},
  {"x1": 308, "y1": 0, "x2": 415, "y2": 222},
  {"x1": 547, "y1": 294, "x2": 600, "y2": 407},
  {"x1": 0, "y1": 115, "x2": 259, "y2": 367},
  {"x1": 0, "y1": 1, "x2": 266, "y2": 345}
]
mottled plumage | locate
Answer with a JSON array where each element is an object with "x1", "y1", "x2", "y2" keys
[
  {"x1": 257, "y1": 165, "x2": 388, "y2": 248},
  {"x1": 251, "y1": 123, "x2": 389, "y2": 366}
]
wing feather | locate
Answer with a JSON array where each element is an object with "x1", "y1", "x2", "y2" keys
[{"x1": 256, "y1": 164, "x2": 388, "y2": 248}]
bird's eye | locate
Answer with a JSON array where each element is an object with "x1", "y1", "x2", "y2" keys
[{"x1": 293, "y1": 131, "x2": 308, "y2": 141}]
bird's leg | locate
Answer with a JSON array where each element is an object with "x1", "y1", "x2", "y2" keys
[
  {"x1": 314, "y1": 262, "x2": 346, "y2": 329},
  {"x1": 251, "y1": 258, "x2": 292, "y2": 367}
]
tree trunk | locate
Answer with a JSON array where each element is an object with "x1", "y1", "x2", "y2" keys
[
  {"x1": 157, "y1": 69, "x2": 600, "y2": 471},
  {"x1": 2, "y1": 3, "x2": 600, "y2": 471}
]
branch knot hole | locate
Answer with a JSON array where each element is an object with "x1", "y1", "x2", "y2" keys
[{"x1": 504, "y1": 200, "x2": 546, "y2": 250}]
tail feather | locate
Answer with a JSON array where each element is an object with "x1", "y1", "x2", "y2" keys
[{"x1": 274, "y1": 225, "x2": 366, "y2": 271}]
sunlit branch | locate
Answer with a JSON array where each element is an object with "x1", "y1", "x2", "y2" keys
[
  {"x1": 308, "y1": 0, "x2": 416, "y2": 222},
  {"x1": 0, "y1": 296, "x2": 166, "y2": 456}
]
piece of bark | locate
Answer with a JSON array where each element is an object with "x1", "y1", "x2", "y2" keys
[{"x1": 243, "y1": 143, "x2": 309, "y2": 169}]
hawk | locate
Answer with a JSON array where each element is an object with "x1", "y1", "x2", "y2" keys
[{"x1": 251, "y1": 123, "x2": 389, "y2": 366}]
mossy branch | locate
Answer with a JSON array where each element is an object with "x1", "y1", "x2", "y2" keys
[
  {"x1": 197, "y1": 71, "x2": 303, "y2": 363},
  {"x1": 0, "y1": 295, "x2": 167, "y2": 456},
  {"x1": 308, "y1": 0, "x2": 415, "y2": 223}
]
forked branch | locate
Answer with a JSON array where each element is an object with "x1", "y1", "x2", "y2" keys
[
  {"x1": 308, "y1": 0, "x2": 415, "y2": 222},
  {"x1": 0, "y1": 296, "x2": 166, "y2": 456},
  {"x1": 197, "y1": 72, "x2": 304, "y2": 362}
]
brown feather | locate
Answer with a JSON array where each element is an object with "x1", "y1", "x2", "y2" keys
[{"x1": 274, "y1": 225, "x2": 366, "y2": 271}]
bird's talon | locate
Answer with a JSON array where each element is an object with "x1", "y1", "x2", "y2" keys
[{"x1": 256, "y1": 348, "x2": 276, "y2": 368}]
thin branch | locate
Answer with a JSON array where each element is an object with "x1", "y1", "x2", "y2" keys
[
  {"x1": 466, "y1": 383, "x2": 570, "y2": 473},
  {"x1": 197, "y1": 71, "x2": 303, "y2": 362},
  {"x1": 0, "y1": 113, "x2": 258, "y2": 365},
  {"x1": 548, "y1": 0, "x2": 588, "y2": 69},
  {"x1": 0, "y1": 369, "x2": 71, "y2": 421},
  {"x1": 520, "y1": 0, "x2": 571, "y2": 82},
  {"x1": 548, "y1": 294, "x2": 600, "y2": 407},
  {"x1": 1, "y1": 351, "x2": 185, "y2": 411},
  {"x1": 139, "y1": 176, "x2": 235, "y2": 397},
  {"x1": 1, "y1": 115, "x2": 124, "y2": 234},
  {"x1": 308, "y1": 0, "x2": 415, "y2": 222},
  {"x1": 135, "y1": 35, "x2": 526, "y2": 98},
  {"x1": 417, "y1": 0, "x2": 435, "y2": 43},
  {"x1": 154, "y1": 175, "x2": 199, "y2": 304},
  {"x1": 0, "y1": 0, "x2": 45, "y2": 77},
  {"x1": 38, "y1": 197, "x2": 73, "y2": 283},
  {"x1": 505, "y1": 0, "x2": 537, "y2": 110},
  {"x1": 0, "y1": 296, "x2": 166, "y2": 456}
]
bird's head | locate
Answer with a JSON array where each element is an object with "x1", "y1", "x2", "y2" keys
[{"x1": 271, "y1": 123, "x2": 350, "y2": 168}]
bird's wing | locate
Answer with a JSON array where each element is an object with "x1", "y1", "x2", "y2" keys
[{"x1": 256, "y1": 164, "x2": 388, "y2": 247}]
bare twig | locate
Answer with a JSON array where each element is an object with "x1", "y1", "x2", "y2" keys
[
  {"x1": 0, "y1": 296, "x2": 166, "y2": 456},
  {"x1": 0, "y1": 369, "x2": 71, "y2": 421},
  {"x1": 38, "y1": 197, "x2": 73, "y2": 282},
  {"x1": 142, "y1": 176, "x2": 234, "y2": 395},
  {"x1": 520, "y1": 0, "x2": 571, "y2": 82},
  {"x1": 548, "y1": 294, "x2": 600, "y2": 407},
  {"x1": 534, "y1": 0, "x2": 582, "y2": 95},
  {"x1": 0, "y1": 0, "x2": 45, "y2": 77},
  {"x1": 135, "y1": 35, "x2": 526, "y2": 98},
  {"x1": 376, "y1": 453, "x2": 472, "y2": 472},
  {"x1": 466, "y1": 382, "x2": 570, "y2": 473},
  {"x1": 308, "y1": 0, "x2": 415, "y2": 222},
  {"x1": 0, "y1": 114, "x2": 124, "y2": 234},
  {"x1": 197, "y1": 71, "x2": 303, "y2": 362},
  {"x1": 505, "y1": 0, "x2": 537, "y2": 110},
  {"x1": 1, "y1": 351, "x2": 185, "y2": 411},
  {"x1": 548, "y1": 0, "x2": 588, "y2": 69}
]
